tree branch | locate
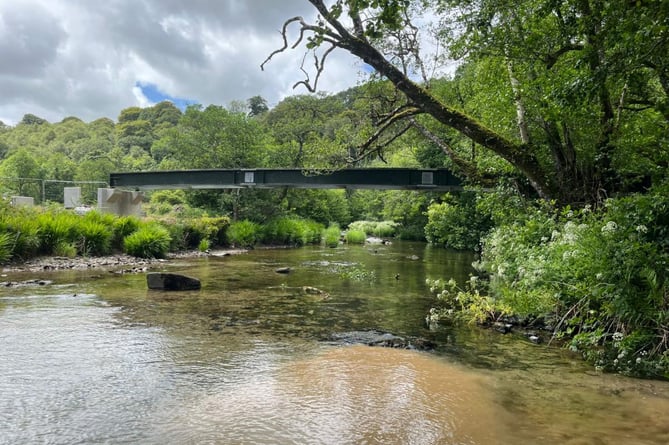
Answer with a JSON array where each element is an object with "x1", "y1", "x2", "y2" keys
[
  {"x1": 542, "y1": 43, "x2": 584, "y2": 69},
  {"x1": 358, "y1": 105, "x2": 421, "y2": 153}
]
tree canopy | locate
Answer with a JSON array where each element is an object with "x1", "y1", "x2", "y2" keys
[{"x1": 262, "y1": 0, "x2": 668, "y2": 205}]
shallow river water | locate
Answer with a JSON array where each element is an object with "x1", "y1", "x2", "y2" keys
[{"x1": 1, "y1": 242, "x2": 669, "y2": 444}]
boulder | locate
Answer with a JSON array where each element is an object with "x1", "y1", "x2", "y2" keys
[{"x1": 147, "y1": 272, "x2": 201, "y2": 291}]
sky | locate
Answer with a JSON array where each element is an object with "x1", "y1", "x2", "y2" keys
[{"x1": 0, "y1": 0, "x2": 368, "y2": 125}]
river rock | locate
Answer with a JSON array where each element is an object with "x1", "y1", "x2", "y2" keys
[
  {"x1": 1, "y1": 279, "x2": 53, "y2": 288},
  {"x1": 328, "y1": 330, "x2": 436, "y2": 351},
  {"x1": 147, "y1": 272, "x2": 201, "y2": 291}
]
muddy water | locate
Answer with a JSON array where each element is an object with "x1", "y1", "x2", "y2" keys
[{"x1": 1, "y1": 242, "x2": 669, "y2": 444}]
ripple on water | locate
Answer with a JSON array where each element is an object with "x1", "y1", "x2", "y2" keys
[{"x1": 151, "y1": 345, "x2": 503, "y2": 445}]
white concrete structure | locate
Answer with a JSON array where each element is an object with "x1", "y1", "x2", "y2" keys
[
  {"x1": 11, "y1": 196, "x2": 34, "y2": 207},
  {"x1": 97, "y1": 188, "x2": 143, "y2": 216},
  {"x1": 63, "y1": 187, "x2": 81, "y2": 208}
]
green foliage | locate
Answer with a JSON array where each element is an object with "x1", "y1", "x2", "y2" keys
[
  {"x1": 54, "y1": 241, "x2": 77, "y2": 258},
  {"x1": 426, "y1": 276, "x2": 512, "y2": 325},
  {"x1": 344, "y1": 229, "x2": 366, "y2": 244},
  {"x1": 261, "y1": 217, "x2": 323, "y2": 246},
  {"x1": 226, "y1": 220, "x2": 261, "y2": 248},
  {"x1": 76, "y1": 218, "x2": 112, "y2": 256},
  {"x1": 149, "y1": 189, "x2": 188, "y2": 206},
  {"x1": 1, "y1": 212, "x2": 40, "y2": 259},
  {"x1": 112, "y1": 216, "x2": 141, "y2": 249},
  {"x1": 347, "y1": 220, "x2": 398, "y2": 237},
  {"x1": 148, "y1": 215, "x2": 229, "y2": 250},
  {"x1": 0, "y1": 148, "x2": 43, "y2": 200},
  {"x1": 156, "y1": 104, "x2": 267, "y2": 169},
  {"x1": 0, "y1": 232, "x2": 13, "y2": 264},
  {"x1": 123, "y1": 224, "x2": 172, "y2": 259},
  {"x1": 285, "y1": 189, "x2": 351, "y2": 226},
  {"x1": 198, "y1": 238, "x2": 210, "y2": 252},
  {"x1": 474, "y1": 186, "x2": 669, "y2": 378},
  {"x1": 322, "y1": 224, "x2": 341, "y2": 248},
  {"x1": 36, "y1": 210, "x2": 78, "y2": 253},
  {"x1": 340, "y1": 265, "x2": 376, "y2": 282},
  {"x1": 425, "y1": 192, "x2": 492, "y2": 250}
]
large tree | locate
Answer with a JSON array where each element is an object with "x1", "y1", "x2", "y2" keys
[{"x1": 263, "y1": 0, "x2": 669, "y2": 205}]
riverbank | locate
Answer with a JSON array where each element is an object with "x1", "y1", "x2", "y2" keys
[{"x1": 1, "y1": 249, "x2": 249, "y2": 274}]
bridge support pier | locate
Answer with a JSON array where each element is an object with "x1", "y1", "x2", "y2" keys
[{"x1": 97, "y1": 188, "x2": 143, "y2": 216}]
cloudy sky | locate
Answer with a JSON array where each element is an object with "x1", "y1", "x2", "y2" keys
[{"x1": 0, "y1": 0, "x2": 367, "y2": 125}]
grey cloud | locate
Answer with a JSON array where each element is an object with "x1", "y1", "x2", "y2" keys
[
  {"x1": 0, "y1": 0, "x2": 362, "y2": 124},
  {"x1": 0, "y1": 2, "x2": 67, "y2": 77}
]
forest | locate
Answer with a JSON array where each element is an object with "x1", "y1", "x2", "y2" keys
[{"x1": 1, "y1": 0, "x2": 668, "y2": 378}]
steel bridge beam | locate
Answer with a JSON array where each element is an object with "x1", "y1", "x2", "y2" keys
[{"x1": 110, "y1": 168, "x2": 462, "y2": 191}]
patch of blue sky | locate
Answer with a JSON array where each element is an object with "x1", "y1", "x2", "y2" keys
[{"x1": 135, "y1": 82, "x2": 198, "y2": 110}]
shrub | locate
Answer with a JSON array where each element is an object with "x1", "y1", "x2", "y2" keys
[
  {"x1": 226, "y1": 220, "x2": 260, "y2": 248},
  {"x1": 198, "y1": 238, "x2": 210, "y2": 252},
  {"x1": 425, "y1": 192, "x2": 492, "y2": 251},
  {"x1": 372, "y1": 221, "x2": 398, "y2": 238},
  {"x1": 472, "y1": 189, "x2": 669, "y2": 378},
  {"x1": 261, "y1": 217, "x2": 322, "y2": 246},
  {"x1": 344, "y1": 229, "x2": 366, "y2": 244},
  {"x1": 123, "y1": 224, "x2": 171, "y2": 258},
  {"x1": 3, "y1": 214, "x2": 40, "y2": 259},
  {"x1": 82, "y1": 210, "x2": 116, "y2": 228},
  {"x1": 348, "y1": 220, "x2": 398, "y2": 238},
  {"x1": 36, "y1": 211, "x2": 77, "y2": 254},
  {"x1": 348, "y1": 220, "x2": 376, "y2": 235},
  {"x1": 112, "y1": 216, "x2": 141, "y2": 249},
  {"x1": 186, "y1": 216, "x2": 229, "y2": 248},
  {"x1": 426, "y1": 277, "x2": 512, "y2": 325},
  {"x1": 303, "y1": 219, "x2": 324, "y2": 244},
  {"x1": 150, "y1": 189, "x2": 187, "y2": 205},
  {"x1": 322, "y1": 224, "x2": 341, "y2": 248},
  {"x1": 54, "y1": 241, "x2": 77, "y2": 258},
  {"x1": 76, "y1": 219, "x2": 112, "y2": 256}
]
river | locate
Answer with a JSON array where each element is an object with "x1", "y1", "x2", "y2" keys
[{"x1": 1, "y1": 241, "x2": 668, "y2": 444}]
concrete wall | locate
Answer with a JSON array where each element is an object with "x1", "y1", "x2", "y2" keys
[
  {"x1": 63, "y1": 187, "x2": 81, "y2": 208},
  {"x1": 97, "y1": 188, "x2": 143, "y2": 216},
  {"x1": 11, "y1": 196, "x2": 34, "y2": 207}
]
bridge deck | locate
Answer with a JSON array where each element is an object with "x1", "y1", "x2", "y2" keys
[{"x1": 109, "y1": 168, "x2": 462, "y2": 191}]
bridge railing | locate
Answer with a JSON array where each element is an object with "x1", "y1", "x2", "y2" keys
[{"x1": 109, "y1": 168, "x2": 462, "y2": 191}]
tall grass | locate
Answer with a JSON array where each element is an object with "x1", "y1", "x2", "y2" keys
[
  {"x1": 227, "y1": 220, "x2": 261, "y2": 248},
  {"x1": 261, "y1": 217, "x2": 324, "y2": 246},
  {"x1": 36, "y1": 211, "x2": 78, "y2": 253},
  {"x1": 322, "y1": 224, "x2": 341, "y2": 248},
  {"x1": 0, "y1": 232, "x2": 13, "y2": 264},
  {"x1": 76, "y1": 219, "x2": 112, "y2": 256},
  {"x1": 123, "y1": 224, "x2": 171, "y2": 258},
  {"x1": 112, "y1": 216, "x2": 141, "y2": 249},
  {"x1": 347, "y1": 220, "x2": 398, "y2": 237},
  {"x1": 344, "y1": 229, "x2": 366, "y2": 244},
  {"x1": 2, "y1": 214, "x2": 40, "y2": 259}
]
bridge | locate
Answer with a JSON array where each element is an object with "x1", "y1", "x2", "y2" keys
[{"x1": 109, "y1": 168, "x2": 462, "y2": 191}]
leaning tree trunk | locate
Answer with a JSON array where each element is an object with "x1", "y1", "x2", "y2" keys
[{"x1": 307, "y1": 0, "x2": 558, "y2": 201}]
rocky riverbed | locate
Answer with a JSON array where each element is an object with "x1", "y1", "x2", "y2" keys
[{"x1": 0, "y1": 249, "x2": 248, "y2": 287}]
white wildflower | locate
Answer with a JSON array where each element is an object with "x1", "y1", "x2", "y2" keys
[
  {"x1": 635, "y1": 225, "x2": 648, "y2": 234},
  {"x1": 601, "y1": 221, "x2": 618, "y2": 234}
]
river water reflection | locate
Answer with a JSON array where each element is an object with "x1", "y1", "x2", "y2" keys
[{"x1": 1, "y1": 242, "x2": 669, "y2": 444}]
